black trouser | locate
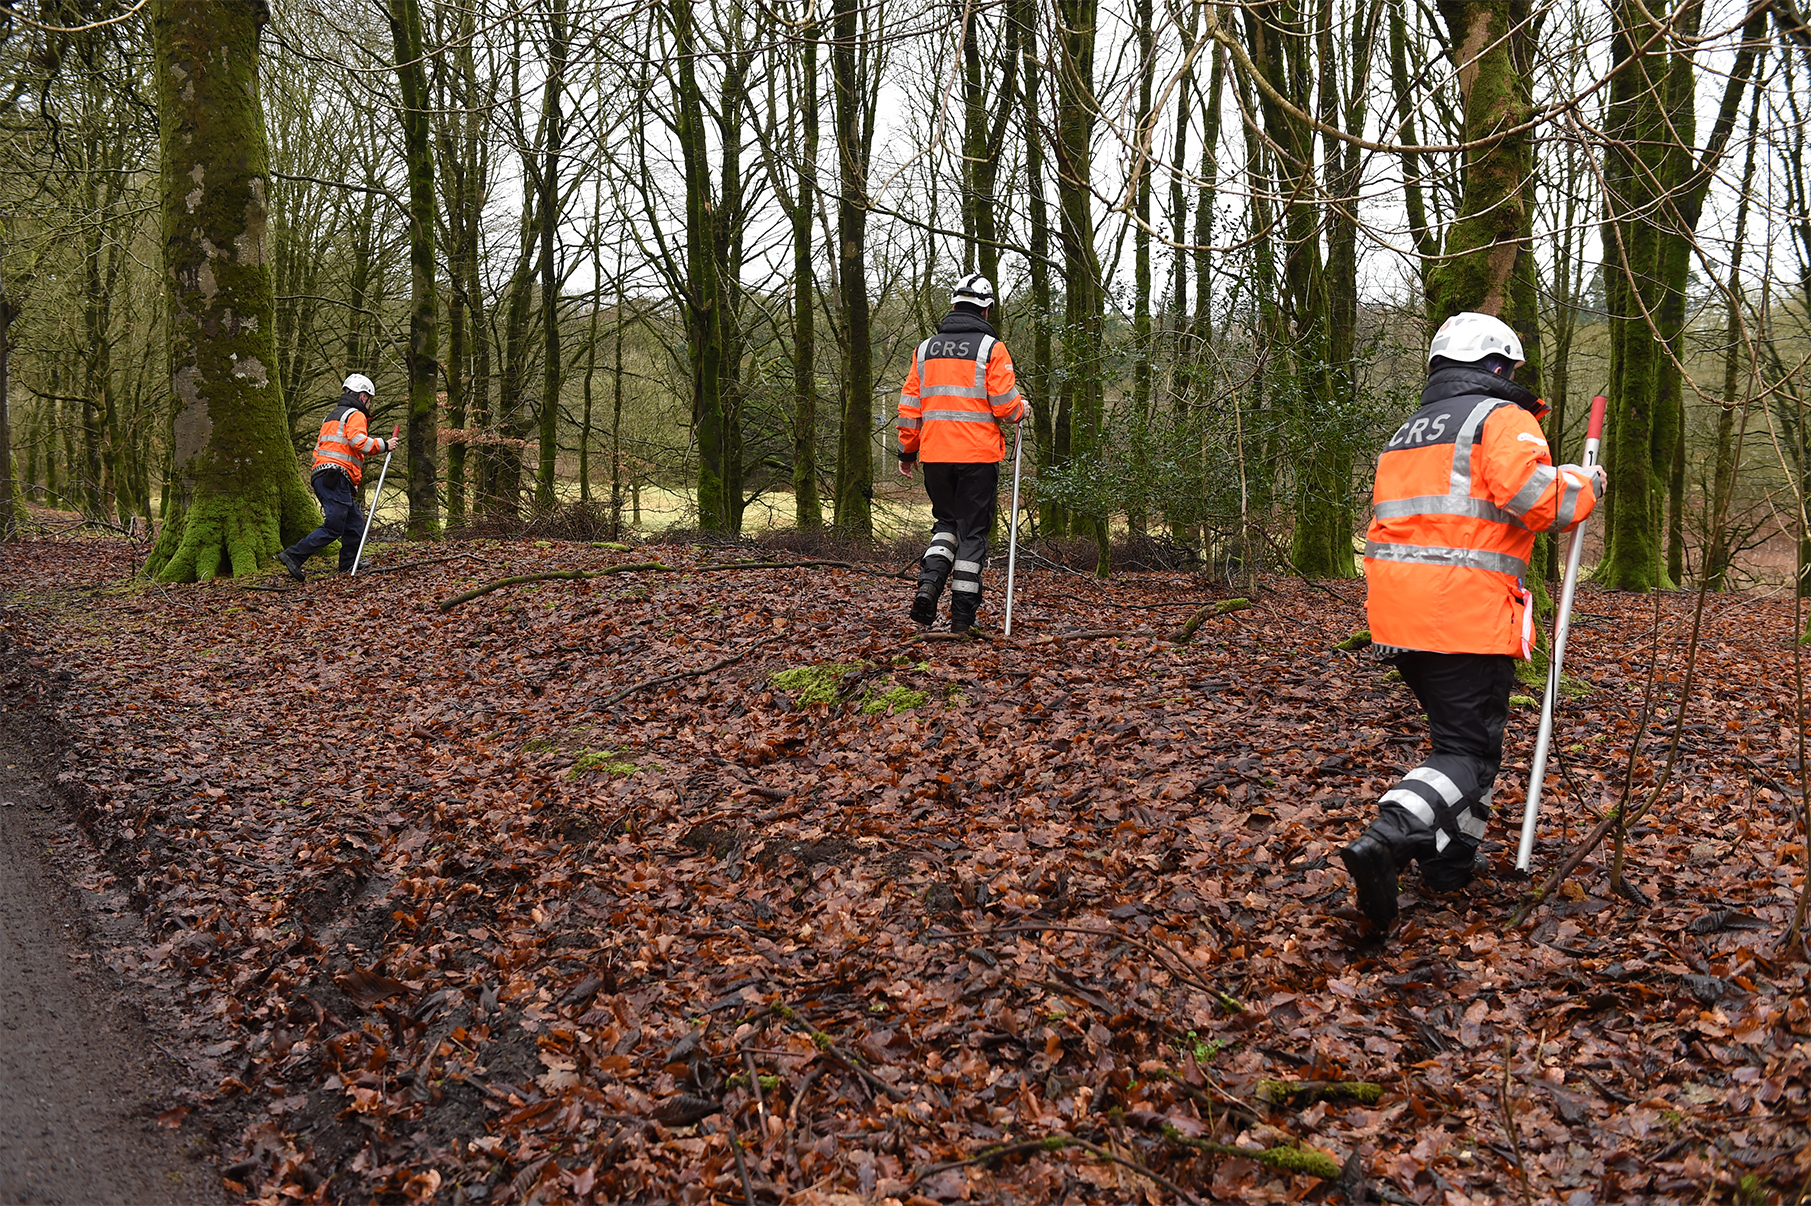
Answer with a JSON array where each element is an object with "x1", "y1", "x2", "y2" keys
[
  {"x1": 285, "y1": 470, "x2": 366, "y2": 572},
  {"x1": 1368, "y1": 651, "x2": 1516, "y2": 890},
  {"x1": 918, "y1": 462, "x2": 999, "y2": 620}
]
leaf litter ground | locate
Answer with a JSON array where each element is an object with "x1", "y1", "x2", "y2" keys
[{"x1": 5, "y1": 533, "x2": 1811, "y2": 1205}]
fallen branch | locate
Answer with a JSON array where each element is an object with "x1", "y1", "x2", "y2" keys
[
  {"x1": 439, "y1": 558, "x2": 911, "y2": 610},
  {"x1": 1255, "y1": 1078, "x2": 1384, "y2": 1106},
  {"x1": 591, "y1": 634, "x2": 785, "y2": 710},
  {"x1": 910, "y1": 1135, "x2": 1205, "y2": 1206},
  {"x1": 1017, "y1": 627, "x2": 1141, "y2": 645},
  {"x1": 1160, "y1": 1125, "x2": 1343, "y2": 1180},
  {"x1": 438, "y1": 564, "x2": 668, "y2": 609},
  {"x1": 1171, "y1": 598, "x2": 1252, "y2": 644}
]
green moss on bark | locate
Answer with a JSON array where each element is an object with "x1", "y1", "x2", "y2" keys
[{"x1": 145, "y1": 0, "x2": 312, "y2": 582}]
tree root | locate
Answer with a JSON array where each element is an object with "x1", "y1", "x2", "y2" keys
[
  {"x1": 1171, "y1": 598, "x2": 1252, "y2": 644},
  {"x1": 438, "y1": 558, "x2": 911, "y2": 611}
]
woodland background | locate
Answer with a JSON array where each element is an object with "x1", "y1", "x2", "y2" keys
[{"x1": 0, "y1": 0, "x2": 1808, "y2": 586}]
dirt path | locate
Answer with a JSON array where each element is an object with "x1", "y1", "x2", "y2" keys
[{"x1": 0, "y1": 736, "x2": 224, "y2": 1205}]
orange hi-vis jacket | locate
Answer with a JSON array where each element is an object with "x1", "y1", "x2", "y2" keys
[
  {"x1": 897, "y1": 314, "x2": 1028, "y2": 463},
  {"x1": 311, "y1": 400, "x2": 390, "y2": 487},
  {"x1": 1365, "y1": 367, "x2": 1600, "y2": 658}
]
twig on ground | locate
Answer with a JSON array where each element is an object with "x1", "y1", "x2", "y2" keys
[
  {"x1": 907, "y1": 1134, "x2": 1205, "y2": 1206},
  {"x1": 1016, "y1": 627, "x2": 1146, "y2": 646},
  {"x1": 591, "y1": 634, "x2": 785, "y2": 711},
  {"x1": 1499, "y1": 1035, "x2": 1533, "y2": 1205},
  {"x1": 439, "y1": 558, "x2": 912, "y2": 610},
  {"x1": 769, "y1": 1003, "x2": 911, "y2": 1101}
]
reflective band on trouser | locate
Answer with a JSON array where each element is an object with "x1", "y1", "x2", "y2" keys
[
  {"x1": 950, "y1": 556, "x2": 984, "y2": 596},
  {"x1": 923, "y1": 532, "x2": 956, "y2": 563},
  {"x1": 1364, "y1": 540, "x2": 1528, "y2": 578},
  {"x1": 1376, "y1": 755, "x2": 1494, "y2": 855}
]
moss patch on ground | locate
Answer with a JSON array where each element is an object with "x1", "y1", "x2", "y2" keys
[{"x1": 772, "y1": 662, "x2": 928, "y2": 715}]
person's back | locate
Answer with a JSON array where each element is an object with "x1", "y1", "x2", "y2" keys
[
  {"x1": 1340, "y1": 313, "x2": 1605, "y2": 934},
  {"x1": 895, "y1": 275, "x2": 1028, "y2": 633}
]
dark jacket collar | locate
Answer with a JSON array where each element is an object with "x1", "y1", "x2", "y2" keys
[
  {"x1": 337, "y1": 389, "x2": 369, "y2": 416},
  {"x1": 1422, "y1": 364, "x2": 1542, "y2": 416},
  {"x1": 938, "y1": 310, "x2": 997, "y2": 338}
]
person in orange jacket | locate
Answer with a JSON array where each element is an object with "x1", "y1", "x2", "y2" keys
[
  {"x1": 1340, "y1": 312, "x2": 1607, "y2": 932},
  {"x1": 277, "y1": 374, "x2": 396, "y2": 582},
  {"x1": 897, "y1": 274, "x2": 1030, "y2": 633}
]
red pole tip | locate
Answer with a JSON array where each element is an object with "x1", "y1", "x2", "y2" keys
[{"x1": 1587, "y1": 395, "x2": 1608, "y2": 441}]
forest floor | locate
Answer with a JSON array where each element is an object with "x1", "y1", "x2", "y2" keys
[{"x1": 2, "y1": 529, "x2": 1810, "y2": 1205}]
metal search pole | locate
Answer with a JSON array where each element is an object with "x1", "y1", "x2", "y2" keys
[
  {"x1": 348, "y1": 424, "x2": 400, "y2": 577},
  {"x1": 1003, "y1": 420, "x2": 1025, "y2": 636},
  {"x1": 1516, "y1": 393, "x2": 1608, "y2": 871}
]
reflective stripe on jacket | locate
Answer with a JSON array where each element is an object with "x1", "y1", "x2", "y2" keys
[
  {"x1": 897, "y1": 313, "x2": 1027, "y2": 463},
  {"x1": 311, "y1": 399, "x2": 387, "y2": 487},
  {"x1": 1364, "y1": 366, "x2": 1599, "y2": 658}
]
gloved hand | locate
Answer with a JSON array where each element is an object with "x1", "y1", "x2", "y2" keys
[
  {"x1": 1017, "y1": 399, "x2": 1033, "y2": 425},
  {"x1": 1589, "y1": 464, "x2": 1608, "y2": 497}
]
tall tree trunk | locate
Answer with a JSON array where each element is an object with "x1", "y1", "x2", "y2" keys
[
  {"x1": 1599, "y1": 0, "x2": 1764, "y2": 589},
  {"x1": 1128, "y1": 0, "x2": 1155, "y2": 538},
  {"x1": 793, "y1": 12, "x2": 823, "y2": 528},
  {"x1": 1017, "y1": 0, "x2": 1055, "y2": 533},
  {"x1": 672, "y1": 0, "x2": 732, "y2": 532},
  {"x1": 0, "y1": 287, "x2": 16, "y2": 539},
  {"x1": 1703, "y1": 87, "x2": 1761, "y2": 592},
  {"x1": 537, "y1": 0, "x2": 566, "y2": 508},
  {"x1": 146, "y1": 0, "x2": 314, "y2": 581},
  {"x1": 388, "y1": 0, "x2": 439, "y2": 537},
  {"x1": 1054, "y1": 0, "x2": 1106, "y2": 570},
  {"x1": 1239, "y1": 0, "x2": 1346, "y2": 576},
  {"x1": 830, "y1": 0, "x2": 873, "y2": 535}
]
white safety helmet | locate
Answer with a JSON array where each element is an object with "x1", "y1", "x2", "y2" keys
[
  {"x1": 951, "y1": 273, "x2": 996, "y2": 311},
  {"x1": 343, "y1": 373, "x2": 376, "y2": 397},
  {"x1": 1428, "y1": 312, "x2": 1523, "y2": 369}
]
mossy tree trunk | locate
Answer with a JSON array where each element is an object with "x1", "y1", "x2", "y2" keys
[
  {"x1": 1599, "y1": 0, "x2": 1764, "y2": 590},
  {"x1": 387, "y1": 0, "x2": 439, "y2": 537},
  {"x1": 146, "y1": 0, "x2": 314, "y2": 582}
]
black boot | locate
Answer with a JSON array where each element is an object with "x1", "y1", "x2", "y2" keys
[
  {"x1": 277, "y1": 549, "x2": 307, "y2": 582},
  {"x1": 1338, "y1": 831, "x2": 1399, "y2": 931},
  {"x1": 949, "y1": 596, "x2": 979, "y2": 636},
  {"x1": 910, "y1": 583, "x2": 941, "y2": 625}
]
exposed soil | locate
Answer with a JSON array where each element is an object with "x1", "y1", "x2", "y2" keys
[{"x1": 0, "y1": 673, "x2": 226, "y2": 1204}]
